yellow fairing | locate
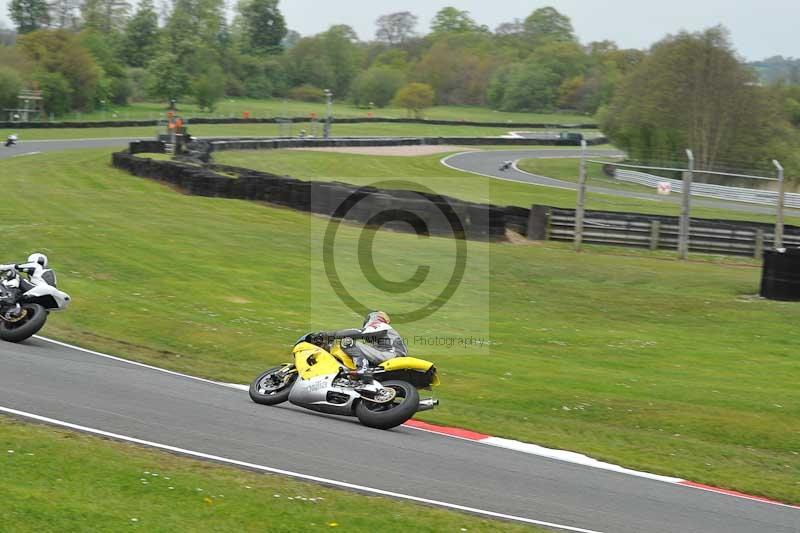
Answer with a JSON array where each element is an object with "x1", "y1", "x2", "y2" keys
[
  {"x1": 330, "y1": 344, "x2": 357, "y2": 370},
  {"x1": 293, "y1": 342, "x2": 341, "y2": 379},
  {"x1": 292, "y1": 341, "x2": 357, "y2": 379},
  {"x1": 380, "y1": 357, "x2": 441, "y2": 386}
]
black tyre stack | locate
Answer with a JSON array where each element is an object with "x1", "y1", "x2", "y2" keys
[{"x1": 760, "y1": 248, "x2": 800, "y2": 301}]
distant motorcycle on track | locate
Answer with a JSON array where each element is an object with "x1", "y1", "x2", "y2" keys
[
  {"x1": 499, "y1": 160, "x2": 513, "y2": 171},
  {"x1": 5, "y1": 134, "x2": 18, "y2": 147}
]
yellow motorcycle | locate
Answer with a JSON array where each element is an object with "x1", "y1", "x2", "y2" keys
[{"x1": 249, "y1": 333, "x2": 439, "y2": 429}]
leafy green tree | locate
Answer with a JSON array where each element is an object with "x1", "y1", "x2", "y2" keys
[
  {"x1": 49, "y1": 0, "x2": 80, "y2": 29},
  {"x1": 0, "y1": 66, "x2": 22, "y2": 109},
  {"x1": 523, "y1": 6, "x2": 575, "y2": 45},
  {"x1": 430, "y1": 7, "x2": 486, "y2": 34},
  {"x1": 285, "y1": 25, "x2": 362, "y2": 95},
  {"x1": 371, "y1": 49, "x2": 408, "y2": 70},
  {"x1": 375, "y1": 11, "x2": 417, "y2": 45},
  {"x1": 352, "y1": 66, "x2": 405, "y2": 107},
  {"x1": 9, "y1": 0, "x2": 50, "y2": 33},
  {"x1": 490, "y1": 60, "x2": 559, "y2": 111},
  {"x1": 282, "y1": 29, "x2": 300, "y2": 49},
  {"x1": 392, "y1": 82, "x2": 434, "y2": 118},
  {"x1": 19, "y1": 29, "x2": 100, "y2": 110},
  {"x1": 528, "y1": 40, "x2": 587, "y2": 82},
  {"x1": 413, "y1": 34, "x2": 498, "y2": 105},
  {"x1": 81, "y1": 0, "x2": 131, "y2": 33},
  {"x1": 145, "y1": 52, "x2": 190, "y2": 102},
  {"x1": 81, "y1": 31, "x2": 130, "y2": 105},
  {"x1": 602, "y1": 26, "x2": 792, "y2": 171},
  {"x1": 121, "y1": 0, "x2": 159, "y2": 67},
  {"x1": 34, "y1": 71, "x2": 73, "y2": 114},
  {"x1": 193, "y1": 65, "x2": 224, "y2": 111},
  {"x1": 235, "y1": 0, "x2": 287, "y2": 55}
]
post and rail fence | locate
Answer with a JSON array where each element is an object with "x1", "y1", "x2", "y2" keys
[{"x1": 573, "y1": 148, "x2": 790, "y2": 260}]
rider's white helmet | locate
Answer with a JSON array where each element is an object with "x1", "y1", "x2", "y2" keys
[{"x1": 27, "y1": 253, "x2": 48, "y2": 268}]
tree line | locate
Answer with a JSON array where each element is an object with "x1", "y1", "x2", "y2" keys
[
  {"x1": 1, "y1": 1, "x2": 798, "y2": 176},
  {"x1": 0, "y1": 2, "x2": 643, "y2": 116}
]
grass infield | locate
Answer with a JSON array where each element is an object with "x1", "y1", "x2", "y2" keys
[{"x1": 1, "y1": 148, "x2": 797, "y2": 504}]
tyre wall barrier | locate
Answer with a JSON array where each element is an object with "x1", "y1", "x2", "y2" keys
[
  {"x1": 113, "y1": 142, "x2": 507, "y2": 242},
  {"x1": 1, "y1": 116, "x2": 599, "y2": 130},
  {"x1": 118, "y1": 141, "x2": 789, "y2": 258}
]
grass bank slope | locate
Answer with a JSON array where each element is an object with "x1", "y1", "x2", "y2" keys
[{"x1": 1, "y1": 149, "x2": 798, "y2": 503}]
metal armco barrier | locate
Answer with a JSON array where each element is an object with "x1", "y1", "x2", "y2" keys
[{"x1": 615, "y1": 169, "x2": 800, "y2": 209}]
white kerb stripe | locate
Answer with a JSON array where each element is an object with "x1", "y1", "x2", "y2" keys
[
  {"x1": 481, "y1": 437, "x2": 683, "y2": 483},
  {"x1": 0, "y1": 405, "x2": 604, "y2": 533}
]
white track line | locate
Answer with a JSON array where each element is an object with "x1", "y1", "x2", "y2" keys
[
  {"x1": 29, "y1": 336, "x2": 800, "y2": 510},
  {"x1": 33, "y1": 336, "x2": 244, "y2": 391},
  {"x1": 0, "y1": 405, "x2": 603, "y2": 533},
  {"x1": 25, "y1": 137, "x2": 140, "y2": 143}
]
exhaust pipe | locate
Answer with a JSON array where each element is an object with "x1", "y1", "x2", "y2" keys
[{"x1": 416, "y1": 398, "x2": 439, "y2": 412}]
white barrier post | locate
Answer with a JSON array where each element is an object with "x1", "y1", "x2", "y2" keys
[
  {"x1": 574, "y1": 139, "x2": 588, "y2": 252},
  {"x1": 678, "y1": 149, "x2": 694, "y2": 259},
  {"x1": 773, "y1": 159, "x2": 785, "y2": 249}
]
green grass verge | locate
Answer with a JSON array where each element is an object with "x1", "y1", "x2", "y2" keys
[
  {"x1": 517, "y1": 156, "x2": 656, "y2": 194},
  {"x1": 2, "y1": 149, "x2": 798, "y2": 504},
  {"x1": 0, "y1": 122, "x2": 601, "y2": 141},
  {"x1": 0, "y1": 417, "x2": 535, "y2": 532},
  {"x1": 215, "y1": 149, "x2": 799, "y2": 226},
  {"x1": 48, "y1": 98, "x2": 595, "y2": 124}
]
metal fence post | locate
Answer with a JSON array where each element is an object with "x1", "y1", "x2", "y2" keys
[
  {"x1": 773, "y1": 160, "x2": 785, "y2": 249},
  {"x1": 678, "y1": 149, "x2": 694, "y2": 259},
  {"x1": 650, "y1": 220, "x2": 661, "y2": 251},
  {"x1": 754, "y1": 228, "x2": 765, "y2": 259},
  {"x1": 574, "y1": 140, "x2": 588, "y2": 252}
]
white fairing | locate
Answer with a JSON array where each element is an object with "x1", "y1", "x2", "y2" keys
[{"x1": 23, "y1": 284, "x2": 71, "y2": 311}]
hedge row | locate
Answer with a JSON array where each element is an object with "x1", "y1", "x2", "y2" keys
[
  {"x1": 3, "y1": 116, "x2": 599, "y2": 130},
  {"x1": 113, "y1": 142, "x2": 508, "y2": 241}
]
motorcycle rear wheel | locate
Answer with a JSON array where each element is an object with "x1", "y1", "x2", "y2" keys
[
  {"x1": 355, "y1": 380, "x2": 420, "y2": 430},
  {"x1": 249, "y1": 366, "x2": 297, "y2": 405},
  {"x1": 0, "y1": 304, "x2": 47, "y2": 343}
]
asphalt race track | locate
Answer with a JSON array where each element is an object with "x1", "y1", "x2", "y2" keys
[
  {"x1": 0, "y1": 137, "x2": 134, "y2": 159},
  {"x1": 1, "y1": 339, "x2": 798, "y2": 533},
  {"x1": 1, "y1": 139, "x2": 798, "y2": 531},
  {"x1": 444, "y1": 149, "x2": 800, "y2": 217}
]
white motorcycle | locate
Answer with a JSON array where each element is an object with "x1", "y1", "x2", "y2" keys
[{"x1": 0, "y1": 266, "x2": 70, "y2": 342}]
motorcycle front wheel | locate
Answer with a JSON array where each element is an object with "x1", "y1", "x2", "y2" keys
[
  {"x1": 0, "y1": 303, "x2": 47, "y2": 343},
  {"x1": 355, "y1": 380, "x2": 420, "y2": 430},
  {"x1": 249, "y1": 366, "x2": 297, "y2": 405}
]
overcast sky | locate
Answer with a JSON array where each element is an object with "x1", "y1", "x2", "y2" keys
[{"x1": 1, "y1": 0, "x2": 797, "y2": 61}]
